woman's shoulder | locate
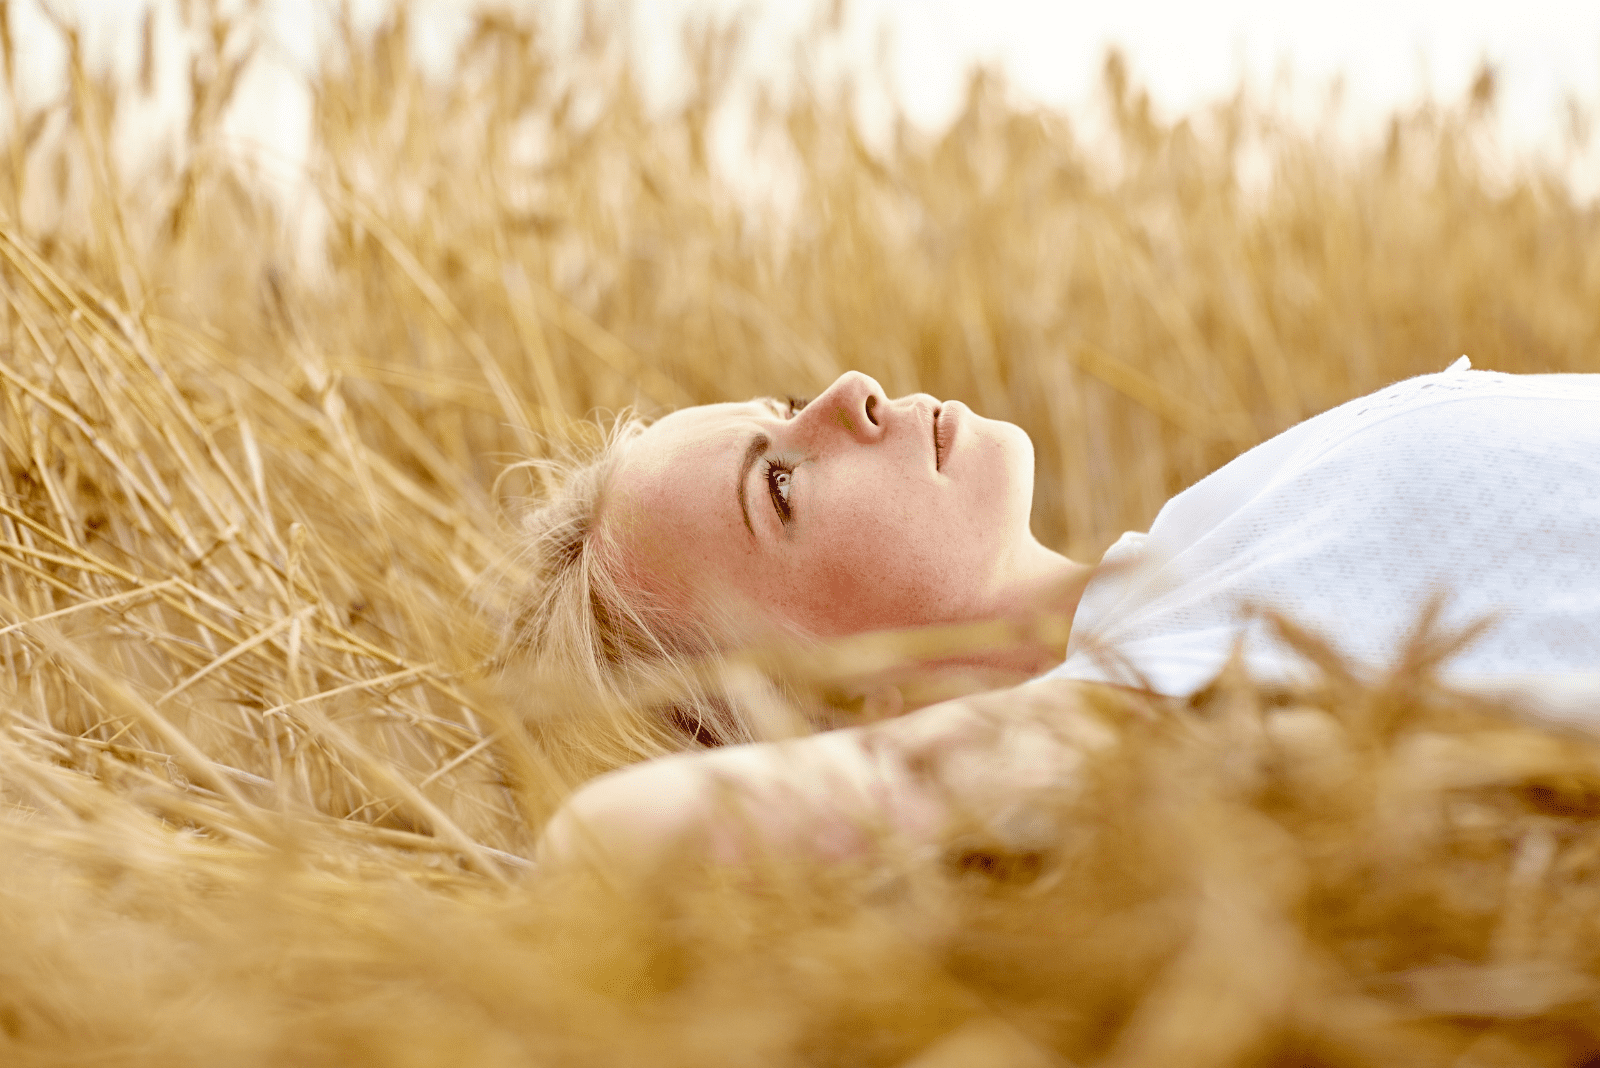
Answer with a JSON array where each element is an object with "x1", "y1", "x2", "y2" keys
[
  {"x1": 1315, "y1": 359, "x2": 1600, "y2": 434},
  {"x1": 1147, "y1": 361, "x2": 1600, "y2": 542},
  {"x1": 1290, "y1": 362, "x2": 1600, "y2": 487},
  {"x1": 1256, "y1": 359, "x2": 1598, "y2": 470}
]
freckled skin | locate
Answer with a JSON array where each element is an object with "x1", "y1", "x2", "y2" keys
[{"x1": 604, "y1": 371, "x2": 1079, "y2": 637}]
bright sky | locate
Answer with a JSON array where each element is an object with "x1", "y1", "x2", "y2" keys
[
  {"x1": 640, "y1": 0, "x2": 1600, "y2": 141},
  {"x1": 8, "y1": 0, "x2": 1600, "y2": 193}
]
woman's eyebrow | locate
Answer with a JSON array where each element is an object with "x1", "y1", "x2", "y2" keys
[{"x1": 737, "y1": 433, "x2": 770, "y2": 539}]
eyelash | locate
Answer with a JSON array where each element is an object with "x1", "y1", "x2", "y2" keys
[
  {"x1": 764, "y1": 458, "x2": 794, "y2": 523},
  {"x1": 762, "y1": 397, "x2": 808, "y2": 524}
]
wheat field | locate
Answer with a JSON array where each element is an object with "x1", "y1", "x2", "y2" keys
[{"x1": 2, "y1": 3, "x2": 1600, "y2": 1065}]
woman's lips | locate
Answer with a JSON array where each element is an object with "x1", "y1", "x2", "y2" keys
[{"x1": 934, "y1": 401, "x2": 958, "y2": 470}]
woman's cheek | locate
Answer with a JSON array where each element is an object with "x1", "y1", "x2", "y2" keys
[
  {"x1": 784, "y1": 473, "x2": 953, "y2": 630},
  {"x1": 782, "y1": 551, "x2": 931, "y2": 633}
]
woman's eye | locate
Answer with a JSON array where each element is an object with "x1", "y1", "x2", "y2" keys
[
  {"x1": 785, "y1": 396, "x2": 810, "y2": 418},
  {"x1": 765, "y1": 460, "x2": 794, "y2": 522}
]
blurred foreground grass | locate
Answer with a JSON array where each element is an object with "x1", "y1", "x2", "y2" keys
[{"x1": 2, "y1": 2, "x2": 1600, "y2": 1064}]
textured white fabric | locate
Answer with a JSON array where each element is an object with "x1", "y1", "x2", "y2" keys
[{"x1": 1050, "y1": 360, "x2": 1600, "y2": 697}]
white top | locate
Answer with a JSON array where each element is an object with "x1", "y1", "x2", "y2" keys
[{"x1": 1050, "y1": 359, "x2": 1600, "y2": 699}]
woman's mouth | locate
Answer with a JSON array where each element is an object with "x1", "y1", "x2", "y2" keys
[
  {"x1": 934, "y1": 401, "x2": 963, "y2": 472},
  {"x1": 933, "y1": 403, "x2": 950, "y2": 470}
]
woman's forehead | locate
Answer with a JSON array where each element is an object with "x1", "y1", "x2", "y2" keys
[
  {"x1": 601, "y1": 400, "x2": 771, "y2": 591},
  {"x1": 626, "y1": 400, "x2": 764, "y2": 475},
  {"x1": 607, "y1": 399, "x2": 771, "y2": 535}
]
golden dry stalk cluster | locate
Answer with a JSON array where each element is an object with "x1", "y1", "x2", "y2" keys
[{"x1": 1, "y1": 2, "x2": 1599, "y2": 1065}]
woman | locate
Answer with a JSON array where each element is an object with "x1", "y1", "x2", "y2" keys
[{"x1": 525, "y1": 359, "x2": 1600, "y2": 868}]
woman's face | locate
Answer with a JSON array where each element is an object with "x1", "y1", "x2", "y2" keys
[{"x1": 603, "y1": 371, "x2": 1046, "y2": 636}]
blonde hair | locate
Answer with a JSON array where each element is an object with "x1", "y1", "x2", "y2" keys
[{"x1": 501, "y1": 417, "x2": 754, "y2": 766}]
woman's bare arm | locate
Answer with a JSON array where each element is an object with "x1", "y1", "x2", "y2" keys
[{"x1": 535, "y1": 677, "x2": 1130, "y2": 875}]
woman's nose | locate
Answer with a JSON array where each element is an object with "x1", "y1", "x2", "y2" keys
[{"x1": 803, "y1": 371, "x2": 887, "y2": 443}]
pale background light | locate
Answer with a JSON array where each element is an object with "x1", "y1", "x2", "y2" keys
[{"x1": 7, "y1": 0, "x2": 1598, "y2": 198}]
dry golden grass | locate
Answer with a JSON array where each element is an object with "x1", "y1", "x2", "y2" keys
[{"x1": 1, "y1": 2, "x2": 1599, "y2": 1064}]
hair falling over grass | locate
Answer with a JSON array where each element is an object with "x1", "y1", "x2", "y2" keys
[{"x1": 1, "y1": 2, "x2": 1599, "y2": 1064}]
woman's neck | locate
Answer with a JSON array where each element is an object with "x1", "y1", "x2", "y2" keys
[
  {"x1": 967, "y1": 543, "x2": 1095, "y2": 676},
  {"x1": 1017, "y1": 549, "x2": 1096, "y2": 620}
]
